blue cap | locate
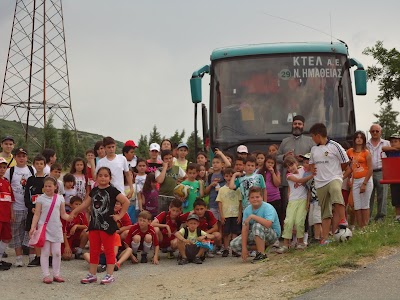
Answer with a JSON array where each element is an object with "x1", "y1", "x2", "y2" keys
[{"x1": 177, "y1": 142, "x2": 188, "y2": 149}]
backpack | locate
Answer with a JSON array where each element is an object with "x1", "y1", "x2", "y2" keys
[
  {"x1": 9, "y1": 165, "x2": 35, "y2": 183},
  {"x1": 183, "y1": 227, "x2": 202, "y2": 239}
]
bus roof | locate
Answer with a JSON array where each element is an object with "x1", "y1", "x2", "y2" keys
[{"x1": 210, "y1": 42, "x2": 349, "y2": 61}]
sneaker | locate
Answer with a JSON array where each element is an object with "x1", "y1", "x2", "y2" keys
[
  {"x1": 296, "y1": 243, "x2": 307, "y2": 250},
  {"x1": 193, "y1": 256, "x2": 203, "y2": 264},
  {"x1": 100, "y1": 274, "x2": 115, "y2": 285},
  {"x1": 27, "y1": 256, "x2": 41, "y2": 267},
  {"x1": 338, "y1": 219, "x2": 348, "y2": 229},
  {"x1": 206, "y1": 252, "x2": 215, "y2": 258},
  {"x1": 14, "y1": 260, "x2": 24, "y2": 267},
  {"x1": 309, "y1": 238, "x2": 321, "y2": 245},
  {"x1": 252, "y1": 252, "x2": 268, "y2": 264},
  {"x1": 81, "y1": 273, "x2": 97, "y2": 284},
  {"x1": 178, "y1": 257, "x2": 189, "y2": 265},
  {"x1": 97, "y1": 264, "x2": 106, "y2": 273},
  {"x1": 0, "y1": 261, "x2": 11, "y2": 271},
  {"x1": 231, "y1": 250, "x2": 241, "y2": 257},
  {"x1": 167, "y1": 251, "x2": 175, "y2": 259},
  {"x1": 43, "y1": 277, "x2": 53, "y2": 284},
  {"x1": 114, "y1": 263, "x2": 120, "y2": 271},
  {"x1": 222, "y1": 249, "x2": 229, "y2": 257},
  {"x1": 0, "y1": 260, "x2": 12, "y2": 268},
  {"x1": 216, "y1": 247, "x2": 224, "y2": 255},
  {"x1": 249, "y1": 250, "x2": 257, "y2": 257},
  {"x1": 75, "y1": 252, "x2": 83, "y2": 260},
  {"x1": 275, "y1": 246, "x2": 288, "y2": 254},
  {"x1": 272, "y1": 240, "x2": 280, "y2": 248},
  {"x1": 319, "y1": 239, "x2": 332, "y2": 246},
  {"x1": 53, "y1": 276, "x2": 65, "y2": 283},
  {"x1": 140, "y1": 253, "x2": 148, "y2": 263}
]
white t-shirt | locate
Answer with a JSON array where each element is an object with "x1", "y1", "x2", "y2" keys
[
  {"x1": 309, "y1": 140, "x2": 349, "y2": 189},
  {"x1": 96, "y1": 155, "x2": 129, "y2": 193},
  {"x1": 5, "y1": 166, "x2": 34, "y2": 211},
  {"x1": 286, "y1": 167, "x2": 308, "y2": 201},
  {"x1": 43, "y1": 164, "x2": 51, "y2": 175},
  {"x1": 133, "y1": 174, "x2": 147, "y2": 209}
]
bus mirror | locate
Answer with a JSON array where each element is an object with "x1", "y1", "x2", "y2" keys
[
  {"x1": 354, "y1": 69, "x2": 367, "y2": 95},
  {"x1": 190, "y1": 77, "x2": 202, "y2": 103}
]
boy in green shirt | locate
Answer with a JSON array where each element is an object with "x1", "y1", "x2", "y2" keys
[{"x1": 181, "y1": 164, "x2": 204, "y2": 213}]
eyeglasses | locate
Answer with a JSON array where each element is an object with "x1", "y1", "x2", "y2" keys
[{"x1": 370, "y1": 130, "x2": 380, "y2": 133}]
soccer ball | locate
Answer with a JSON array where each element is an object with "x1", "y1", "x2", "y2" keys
[
  {"x1": 334, "y1": 228, "x2": 352, "y2": 242},
  {"x1": 173, "y1": 184, "x2": 190, "y2": 198}
]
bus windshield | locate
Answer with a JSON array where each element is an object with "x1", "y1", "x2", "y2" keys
[{"x1": 211, "y1": 53, "x2": 354, "y2": 146}]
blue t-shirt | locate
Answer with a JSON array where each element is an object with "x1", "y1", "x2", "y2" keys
[
  {"x1": 385, "y1": 150, "x2": 400, "y2": 157},
  {"x1": 207, "y1": 172, "x2": 225, "y2": 209},
  {"x1": 234, "y1": 173, "x2": 266, "y2": 209},
  {"x1": 242, "y1": 202, "x2": 281, "y2": 237}
]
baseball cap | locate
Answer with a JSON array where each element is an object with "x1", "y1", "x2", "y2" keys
[
  {"x1": 177, "y1": 142, "x2": 188, "y2": 149},
  {"x1": 187, "y1": 214, "x2": 199, "y2": 222},
  {"x1": 0, "y1": 157, "x2": 7, "y2": 164},
  {"x1": 300, "y1": 153, "x2": 311, "y2": 159},
  {"x1": 124, "y1": 140, "x2": 138, "y2": 148},
  {"x1": 389, "y1": 133, "x2": 400, "y2": 139},
  {"x1": 149, "y1": 143, "x2": 160, "y2": 152},
  {"x1": 1, "y1": 136, "x2": 14, "y2": 143},
  {"x1": 237, "y1": 145, "x2": 248, "y2": 153},
  {"x1": 14, "y1": 148, "x2": 28, "y2": 155}
]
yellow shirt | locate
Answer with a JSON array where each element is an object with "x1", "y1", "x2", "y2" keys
[
  {"x1": 2, "y1": 154, "x2": 16, "y2": 167},
  {"x1": 174, "y1": 159, "x2": 188, "y2": 171},
  {"x1": 215, "y1": 186, "x2": 242, "y2": 218},
  {"x1": 178, "y1": 227, "x2": 207, "y2": 243}
]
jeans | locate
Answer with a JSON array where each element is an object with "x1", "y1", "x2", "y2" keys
[{"x1": 369, "y1": 171, "x2": 388, "y2": 220}]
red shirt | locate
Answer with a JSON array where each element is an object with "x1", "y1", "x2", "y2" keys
[
  {"x1": 0, "y1": 177, "x2": 14, "y2": 222},
  {"x1": 62, "y1": 212, "x2": 88, "y2": 238},
  {"x1": 116, "y1": 212, "x2": 132, "y2": 228},
  {"x1": 179, "y1": 210, "x2": 217, "y2": 232},
  {"x1": 155, "y1": 211, "x2": 180, "y2": 234},
  {"x1": 124, "y1": 223, "x2": 159, "y2": 247}
]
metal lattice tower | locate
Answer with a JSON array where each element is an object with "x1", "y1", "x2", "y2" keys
[{"x1": 0, "y1": 0, "x2": 76, "y2": 148}]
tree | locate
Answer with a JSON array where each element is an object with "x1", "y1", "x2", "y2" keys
[
  {"x1": 136, "y1": 134, "x2": 149, "y2": 159},
  {"x1": 149, "y1": 125, "x2": 162, "y2": 145},
  {"x1": 43, "y1": 115, "x2": 61, "y2": 155},
  {"x1": 186, "y1": 131, "x2": 203, "y2": 163},
  {"x1": 374, "y1": 103, "x2": 400, "y2": 139},
  {"x1": 363, "y1": 41, "x2": 400, "y2": 104},
  {"x1": 60, "y1": 122, "x2": 76, "y2": 168},
  {"x1": 169, "y1": 129, "x2": 185, "y2": 147}
]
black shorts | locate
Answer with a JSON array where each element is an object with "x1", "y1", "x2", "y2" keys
[
  {"x1": 391, "y1": 184, "x2": 400, "y2": 207},
  {"x1": 185, "y1": 244, "x2": 200, "y2": 262},
  {"x1": 223, "y1": 217, "x2": 241, "y2": 235}
]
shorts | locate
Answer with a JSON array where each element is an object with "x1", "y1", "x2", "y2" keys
[
  {"x1": 210, "y1": 207, "x2": 220, "y2": 221},
  {"x1": 391, "y1": 184, "x2": 400, "y2": 207},
  {"x1": 222, "y1": 217, "x2": 241, "y2": 235},
  {"x1": 316, "y1": 180, "x2": 345, "y2": 219},
  {"x1": 352, "y1": 177, "x2": 373, "y2": 210},
  {"x1": 0, "y1": 221, "x2": 12, "y2": 241},
  {"x1": 184, "y1": 244, "x2": 200, "y2": 262},
  {"x1": 308, "y1": 201, "x2": 322, "y2": 225},
  {"x1": 230, "y1": 223, "x2": 277, "y2": 253},
  {"x1": 9, "y1": 210, "x2": 27, "y2": 248},
  {"x1": 159, "y1": 231, "x2": 176, "y2": 249}
]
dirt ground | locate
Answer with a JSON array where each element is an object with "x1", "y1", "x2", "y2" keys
[{"x1": 2, "y1": 246, "x2": 398, "y2": 300}]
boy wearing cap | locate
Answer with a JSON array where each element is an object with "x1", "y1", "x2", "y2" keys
[
  {"x1": 1, "y1": 136, "x2": 16, "y2": 168},
  {"x1": 174, "y1": 143, "x2": 189, "y2": 171},
  {"x1": 147, "y1": 143, "x2": 163, "y2": 173},
  {"x1": 5, "y1": 148, "x2": 35, "y2": 266},
  {"x1": 122, "y1": 140, "x2": 139, "y2": 171},
  {"x1": 382, "y1": 133, "x2": 400, "y2": 222},
  {"x1": 0, "y1": 157, "x2": 15, "y2": 270},
  {"x1": 175, "y1": 213, "x2": 215, "y2": 265}
]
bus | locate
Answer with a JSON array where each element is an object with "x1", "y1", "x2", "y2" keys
[{"x1": 190, "y1": 42, "x2": 367, "y2": 154}]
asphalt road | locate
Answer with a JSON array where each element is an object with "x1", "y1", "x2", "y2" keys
[{"x1": 296, "y1": 252, "x2": 400, "y2": 300}]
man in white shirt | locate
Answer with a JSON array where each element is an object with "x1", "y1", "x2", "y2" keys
[{"x1": 366, "y1": 124, "x2": 390, "y2": 222}]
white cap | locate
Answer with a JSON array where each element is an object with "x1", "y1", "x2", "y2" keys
[
  {"x1": 0, "y1": 157, "x2": 7, "y2": 164},
  {"x1": 237, "y1": 145, "x2": 248, "y2": 153},
  {"x1": 149, "y1": 143, "x2": 160, "y2": 152}
]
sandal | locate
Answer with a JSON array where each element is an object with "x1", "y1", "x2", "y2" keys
[
  {"x1": 53, "y1": 276, "x2": 65, "y2": 283},
  {"x1": 43, "y1": 277, "x2": 53, "y2": 284}
]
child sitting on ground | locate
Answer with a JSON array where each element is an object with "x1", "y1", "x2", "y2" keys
[
  {"x1": 114, "y1": 201, "x2": 132, "y2": 241},
  {"x1": 175, "y1": 214, "x2": 215, "y2": 265},
  {"x1": 124, "y1": 210, "x2": 159, "y2": 264}
]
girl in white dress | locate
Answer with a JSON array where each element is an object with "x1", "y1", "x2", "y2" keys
[{"x1": 30, "y1": 177, "x2": 69, "y2": 284}]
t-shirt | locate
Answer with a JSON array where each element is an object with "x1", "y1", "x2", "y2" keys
[
  {"x1": 57, "y1": 180, "x2": 65, "y2": 195},
  {"x1": 178, "y1": 227, "x2": 207, "y2": 243},
  {"x1": 174, "y1": 159, "x2": 188, "y2": 171},
  {"x1": 133, "y1": 174, "x2": 147, "y2": 210},
  {"x1": 142, "y1": 189, "x2": 159, "y2": 217},
  {"x1": 2, "y1": 154, "x2": 16, "y2": 168},
  {"x1": 116, "y1": 212, "x2": 132, "y2": 228},
  {"x1": 73, "y1": 174, "x2": 87, "y2": 200},
  {"x1": 88, "y1": 185, "x2": 121, "y2": 234},
  {"x1": 155, "y1": 166, "x2": 186, "y2": 196},
  {"x1": 287, "y1": 167, "x2": 308, "y2": 201},
  {"x1": 0, "y1": 177, "x2": 14, "y2": 222},
  {"x1": 62, "y1": 212, "x2": 88, "y2": 238},
  {"x1": 264, "y1": 171, "x2": 281, "y2": 202},
  {"x1": 234, "y1": 173, "x2": 266, "y2": 209},
  {"x1": 206, "y1": 172, "x2": 225, "y2": 209},
  {"x1": 347, "y1": 148, "x2": 370, "y2": 179},
  {"x1": 215, "y1": 186, "x2": 241, "y2": 218},
  {"x1": 179, "y1": 210, "x2": 217, "y2": 232},
  {"x1": 96, "y1": 155, "x2": 129, "y2": 193},
  {"x1": 5, "y1": 166, "x2": 34, "y2": 211},
  {"x1": 43, "y1": 164, "x2": 51, "y2": 175},
  {"x1": 24, "y1": 175, "x2": 45, "y2": 211},
  {"x1": 146, "y1": 159, "x2": 162, "y2": 174},
  {"x1": 64, "y1": 188, "x2": 77, "y2": 207},
  {"x1": 124, "y1": 223, "x2": 159, "y2": 248},
  {"x1": 181, "y1": 180, "x2": 201, "y2": 213},
  {"x1": 309, "y1": 139, "x2": 349, "y2": 189},
  {"x1": 385, "y1": 150, "x2": 400, "y2": 157},
  {"x1": 243, "y1": 202, "x2": 281, "y2": 237},
  {"x1": 155, "y1": 211, "x2": 180, "y2": 235}
]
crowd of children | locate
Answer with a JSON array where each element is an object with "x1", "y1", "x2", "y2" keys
[{"x1": 1, "y1": 120, "x2": 400, "y2": 285}]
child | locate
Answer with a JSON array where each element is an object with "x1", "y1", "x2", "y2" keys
[
  {"x1": 181, "y1": 163, "x2": 204, "y2": 213},
  {"x1": 85, "y1": 149, "x2": 96, "y2": 190},
  {"x1": 69, "y1": 167, "x2": 129, "y2": 285},
  {"x1": 229, "y1": 156, "x2": 266, "y2": 210},
  {"x1": 0, "y1": 136, "x2": 16, "y2": 168},
  {"x1": 61, "y1": 196, "x2": 88, "y2": 260},
  {"x1": 382, "y1": 133, "x2": 400, "y2": 222},
  {"x1": 175, "y1": 214, "x2": 215, "y2": 265},
  {"x1": 5, "y1": 147, "x2": 35, "y2": 267},
  {"x1": 24, "y1": 155, "x2": 47, "y2": 267},
  {"x1": 122, "y1": 140, "x2": 139, "y2": 171},
  {"x1": 268, "y1": 144, "x2": 279, "y2": 157},
  {"x1": 276, "y1": 156, "x2": 313, "y2": 253},
  {"x1": 114, "y1": 201, "x2": 132, "y2": 240},
  {"x1": 309, "y1": 123, "x2": 349, "y2": 245},
  {"x1": 50, "y1": 163, "x2": 65, "y2": 195},
  {"x1": 124, "y1": 210, "x2": 159, "y2": 264},
  {"x1": 197, "y1": 164, "x2": 209, "y2": 207},
  {"x1": 230, "y1": 187, "x2": 281, "y2": 263},
  {"x1": 234, "y1": 157, "x2": 245, "y2": 173},
  {"x1": 205, "y1": 155, "x2": 225, "y2": 217},
  {"x1": 147, "y1": 143, "x2": 163, "y2": 173},
  {"x1": 196, "y1": 152, "x2": 209, "y2": 170},
  {"x1": 42, "y1": 148, "x2": 56, "y2": 175},
  {"x1": 152, "y1": 199, "x2": 182, "y2": 259},
  {"x1": 129, "y1": 158, "x2": 147, "y2": 222},
  {"x1": 29, "y1": 177, "x2": 70, "y2": 283},
  {"x1": 0, "y1": 157, "x2": 14, "y2": 270},
  {"x1": 140, "y1": 173, "x2": 159, "y2": 218},
  {"x1": 215, "y1": 168, "x2": 242, "y2": 257},
  {"x1": 63, "y1": 173, "x2": 77, "y2": 211},
  {"x1": 255, "y1": 152, "x2": 266, "y2": 173},
  {"x1": 70, "y1": 158, "x2": 88, "y2": 200},
  {"x1": 174, "y1": 143, "x2": 189, "y2": 171}
]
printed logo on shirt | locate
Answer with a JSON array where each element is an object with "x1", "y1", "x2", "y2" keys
[{"x1": 0, "y1": 192, "x2": 12, "y2": 202}]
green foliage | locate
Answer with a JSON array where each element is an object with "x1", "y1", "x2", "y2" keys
[
  {"x1": 363, "y1": 41, "x2": 400, "y2": 104},
  {"x1": 149, "y1": 125, "x2": 162, "y2": 145},
  {"x1": 60, "y1": 122, "x2": 76, "y2": 168},
  {"x1": 169, "y1": 129, "x2": 185, "y2": 146},
  {"x1": 374, "y1": 103, "x2": 400, "y2": 139},
  {"x1": 136, "y1": 134, "x2": 149, "y2": 159},
  {"x1": 186, "y1": 131, "x2": 203, "y2": 163},
  {"x1": 43, "y1": 115, "x2": 61, "y2": 155}
]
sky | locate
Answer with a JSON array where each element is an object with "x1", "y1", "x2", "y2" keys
[{"x1": 0, "y1": 0, "x2": 399, "y2": 144}]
